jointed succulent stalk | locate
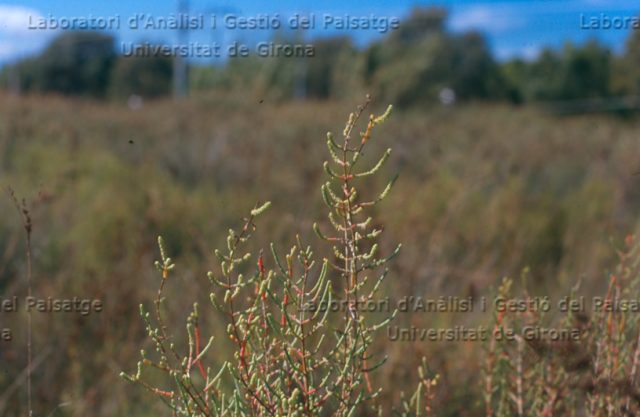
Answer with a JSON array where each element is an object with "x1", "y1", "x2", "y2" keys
[
  {"x1": 120, "y1": 95, "x2": 418, "y2": 417},
  {"x1": 313, "y1": 93, "x2": 401, "y2": 416},
  {"x1": 483, "y1": 236, "x2": 640, "y2": 416}
]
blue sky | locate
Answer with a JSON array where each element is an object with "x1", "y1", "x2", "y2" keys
[{"x1": 0, "y1": 0, "x2": 638, "y2": 65}]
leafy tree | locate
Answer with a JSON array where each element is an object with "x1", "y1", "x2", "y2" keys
[
  {"x1": 519, "y1": 48, "x2": 563, "y2": 101},
  {"x1": 610, "y1": 23, "x2": 640, "y2": 96},
  {"x1": 109, "y1": 54, "x2": 173, "y2": 99},
  {"x1": 502, "y1": 40, "x2": 612, "y2": 103},
  {"x1": 20, "y1": 31, "x2": 116, "y2": 97},
  {"x1": 449, "y1": 32, "x2": 508, "y2": 101},
  {"x1": 304, "y1": 37, "x2": 357, "y2": 99},
  {"x1": 555, "y1": 40, "x2": 611, "y2": 100},
  {"x1": 359, "y1": 7, "x2": 507, "y2": 107}
]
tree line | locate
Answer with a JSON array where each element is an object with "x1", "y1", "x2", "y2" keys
[{"x1": 2, "y1": 7, "x2": 640, "y2": 107}]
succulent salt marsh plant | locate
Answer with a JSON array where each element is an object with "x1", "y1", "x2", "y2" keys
[
  {"x1": 482, "y1": 236, "x2": 640, "y2": 416},
  {"x1": 120, "y1": 95, "x2": 436, "y2": 416}
]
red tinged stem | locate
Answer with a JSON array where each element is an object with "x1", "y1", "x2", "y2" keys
[{"x1": 195, "y1": 327, "x2": 208, "y2": 379}]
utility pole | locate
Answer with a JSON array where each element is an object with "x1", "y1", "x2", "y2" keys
[
  {"x1": 206, "y1": 5, "x2": 237, "y2": 65},
  {"x1": 293, "y1": 27, "x2": 307, "y2": 101},
  {"x1": 173, "y1": 0, "x2": 188, "y2": 100}
]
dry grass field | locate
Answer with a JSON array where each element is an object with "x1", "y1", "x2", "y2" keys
[{"x1": 2, "y1": 91, "x2": 640, "y2": 415}]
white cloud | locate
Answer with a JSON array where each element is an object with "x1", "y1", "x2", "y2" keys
[
  {"x1": 449, "y1": 5, "x2": 525, "y2": 34},
  {"x1": 494, "y1": 44, "x2": 542, "y2": 62},
  {"x1": 0, "y1": 5, "x2": 55, "y2": 62},
  {"x1": 0, "y1": 5, "x2": 45, "y2": 36}
]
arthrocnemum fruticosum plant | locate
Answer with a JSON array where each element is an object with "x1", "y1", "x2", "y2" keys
[
  {"x1": 483, "y1": 236, "x2": 640, "y2": 417},
  {"x1": 120, "y1": 95, "x2": 438, "y2": 417}
]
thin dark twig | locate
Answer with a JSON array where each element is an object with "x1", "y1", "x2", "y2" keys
[{"x1": 3, "y1": 185, "x2": 34, "y2": 417}]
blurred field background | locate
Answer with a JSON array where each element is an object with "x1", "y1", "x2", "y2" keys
[{"x1": 2, "y1": 6, "x2": 640, "y2": 417}]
